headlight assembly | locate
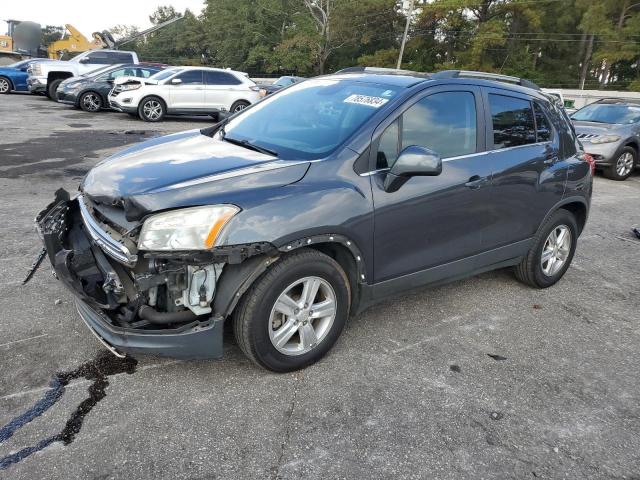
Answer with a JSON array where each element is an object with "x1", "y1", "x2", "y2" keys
[
  {"x1": 590, "y1": 135, "x2": 621, "y2": 144},
  {"x1": 119, "y1": 83, "x2": 141, "y2": 91},
  {"x1": 138, "y1": 205, "x2": 240, "y2": 251}
]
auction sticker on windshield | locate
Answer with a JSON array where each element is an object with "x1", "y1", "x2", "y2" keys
[{"x1": 344, "y1": 94, "x2": 389, "y2": 108}]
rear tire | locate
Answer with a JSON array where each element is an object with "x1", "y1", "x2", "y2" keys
[
  {"x1": 47, "y1": 79, "x2": 63, "y2": 101},
  {"x1": 603, "y1": 146, "x2": 636, "y2": 181},
  {"x1": 0, "y1": 76, "x2": 12, "y2": 94},
  {"x1": 233, "y1": 248, "x2": 350, "y2": 372},
  {"x1": 138, "y1": 96, "x2": 166, "y2": 122},
  {"x1": 514, "y1": 209, "x2": 578, "y2": 288},
  {"x1": 79, "y1": 91, "x2": 103, "y2": 112}
]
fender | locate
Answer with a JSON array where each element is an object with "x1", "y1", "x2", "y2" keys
[{"x1": 536, "y1": 195, "x2": 589, "y2": 236}]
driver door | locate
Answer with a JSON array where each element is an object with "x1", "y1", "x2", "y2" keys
[
  {"x1": 370, "y1": 86, "x2": 493, "y2": 284},
  {"x1": 168, "y1": 70, "x2": 205, "y2": 110}
]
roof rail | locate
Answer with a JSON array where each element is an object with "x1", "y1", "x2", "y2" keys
[
  {"x1": 335, "y1": 66, "x2": 431, "y2": 79},
  {"x1": 431, "y1": 70, "x2": 540, "y2": 90}
]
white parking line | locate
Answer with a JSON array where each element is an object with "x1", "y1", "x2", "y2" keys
[{"x1": 0, "y1": 333, "x2": 48, "y2": 348}]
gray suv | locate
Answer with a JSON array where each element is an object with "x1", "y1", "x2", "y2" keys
[
  {"x1": 32, "y1": 68, "x2": 593, "y2": 371},
  {"x1": 571, "y1": 98, "x2": 640, "y2": 180}
]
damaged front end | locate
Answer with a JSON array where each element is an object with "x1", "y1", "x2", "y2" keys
[{"x1": 35, "y1": 189, "x2": 277, "y2": 359}]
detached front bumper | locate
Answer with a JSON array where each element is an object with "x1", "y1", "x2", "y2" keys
[
  {"x1": 75, "y1": 299, "x2": 223, "y2": 359},
  {"x1": 36, "y1": 191, "x2": 224, "y2": 359}
]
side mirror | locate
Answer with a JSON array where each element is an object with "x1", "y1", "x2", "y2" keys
[
  {"x1": 79, "y1": 57, "x2": 90, "y2": 64},
  {"x1": 171, "y1": 78, "x2": 183, "y2": 85},
  {"x1": 383, "y1": 145, "x2": 442, "y2": 193}
]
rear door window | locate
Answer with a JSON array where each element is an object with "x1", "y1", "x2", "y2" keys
[
  {"x1": 205, "y1": 71, "x2": 242, "y2": 85},
  {"x1": 489, "y1": 94, "x2": 536, "y2": 149}
]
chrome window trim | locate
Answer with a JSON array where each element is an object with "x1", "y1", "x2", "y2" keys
[
  {"x1": 359, "y1": 141, "x2": 552, "y2": 176},
  {"x1": 78, "y1": 195, "x2": 137, "y2": 266}
]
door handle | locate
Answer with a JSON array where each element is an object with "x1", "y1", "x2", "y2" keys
[{"x1": 464, "y1": 175, "x2": 489, "y2": 189}]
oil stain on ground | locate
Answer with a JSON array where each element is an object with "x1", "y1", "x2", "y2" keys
[{"x1": 0, "y1": 351, "x2": 137, "y2": 470}]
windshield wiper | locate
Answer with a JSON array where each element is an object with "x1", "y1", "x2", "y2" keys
[{"x1": 223, "y1": 136, "x2": 278, "y2": 157}]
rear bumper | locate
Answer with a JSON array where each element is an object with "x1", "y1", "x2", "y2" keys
[{"x1": 36, "y1": 191, "x2": 224, "y2": 360}]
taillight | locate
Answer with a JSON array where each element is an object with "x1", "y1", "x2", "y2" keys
[{"x1": 581, "y1": 153, "x2": 596, "y2": 174}]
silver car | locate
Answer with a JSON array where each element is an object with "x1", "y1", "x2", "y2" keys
[{"x1": 571, "y1": 99, "x2": 640, "y2": 180}]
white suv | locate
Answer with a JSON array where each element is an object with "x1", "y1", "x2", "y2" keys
[{"x1": 108, "y1": 66, "x2": 261, "y2": 122}]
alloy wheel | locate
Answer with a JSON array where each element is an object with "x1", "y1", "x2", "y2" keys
[
  {"x1": 233, "y1": 103, "x2": 247, "y2": 112},
  {"x1": 0, "y1": 79, "x2": 9, "y2": 93},
  {"x1": 143, "y1": 100, "x2": 162, "y2": 120},
  {"x1": 268, "y1": 276, "x2": 337, "y2": 356},
  {"x1": 540, "y1": 225, "x2": 572, "y2": 276},
  {"x1": 616, "y1": 152, "x2": 634, "y2": 177},
  {"x1": 82, "y1": 93, "x2": 101, "y2": 112}
]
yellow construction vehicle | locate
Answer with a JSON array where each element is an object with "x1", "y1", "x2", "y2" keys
[{"x1": 46, "y1": 24, "x2": 104, "y2": 59}]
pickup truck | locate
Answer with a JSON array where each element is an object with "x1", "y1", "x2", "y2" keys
[{"x1": 27, "y1": 49, "x2": 139, "y2": 100}]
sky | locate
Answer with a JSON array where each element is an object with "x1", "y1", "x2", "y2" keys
[{"x1": 2, "y1": 0, "x2": 205, "y2": 36}]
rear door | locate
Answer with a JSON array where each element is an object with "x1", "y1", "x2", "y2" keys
[
  {"x1": 168, "y1": 69, "x2": 205, "y2": 110},
  {"x1": 370, "y1": 85, "x2": 494, "y2": 283},
  {"x1": 204, "y1": 70, "x2": 243, "y2": 110},
  {"x1": 481, "y1": 88, "x2": 566, "y2": 249}
]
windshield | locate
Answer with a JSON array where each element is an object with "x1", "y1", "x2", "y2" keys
[
  {"x1": 571, "y1": 104, "x2": 640, "y2": 124},
  {"x1": 274, "y1": 76, "x2": 294, "y2": 87},
  {"x1": 151, "y1": 68, "x2": 182, "y2": 81},
  {"x1": 222, "y1": 79, "x2": 399, "y2": 159}
]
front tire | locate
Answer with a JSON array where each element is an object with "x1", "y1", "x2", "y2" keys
[
  {"x1": 138, "y1": 96, "x2": 166, "y2": 122},
  {"x1": 79, "y1": 91, "x2": 103, "y2": 112},
  {"x1": 230, "y1": 100, "x2": 250, "y2": 114},
  {"x1": 47, "y1": 79, "x2": 63, "y2": 101},
  {"x1": 0, "y1": 76, "x2": 12, "y2": 94},
  {"x1": 603, "y1": 147, "x2": 636, "y2": 181},
  {"x1": 514, "y1": 209, "x2": 578, "y2": 288},
  {"x1": 233, "y1": 248, "x2": 350, "y2": 372}
]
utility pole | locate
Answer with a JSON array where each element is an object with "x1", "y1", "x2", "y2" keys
[{"x1": 397, "y1": 0, "x2": 415, "y2": 69}]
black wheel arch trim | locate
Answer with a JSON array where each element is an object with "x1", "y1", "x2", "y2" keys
[
  {"x1": 537, "y1": 196, "x2": 589, "y2": 237},
  {"x1": 277, "y1": 233, "x2": 368, "y2": 284},
  {"x1": 212, "y1": 234, "x2": 367, "y2": 320}
]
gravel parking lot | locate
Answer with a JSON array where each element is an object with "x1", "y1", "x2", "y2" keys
[{"x1": 1, "y1": 93, "x2": 639, "y2": 480}]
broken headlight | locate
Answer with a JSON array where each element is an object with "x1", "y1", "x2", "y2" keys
[{"x1": 138, "y1": 205, "x2": 239, "y2": 251}]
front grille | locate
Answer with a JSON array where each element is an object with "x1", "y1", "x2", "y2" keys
[
  {"x1": 78, "y1": 195, "x2": 137, "y2": 266},
  {"x1": 577, "y1": 133, "x2": 598, "y2": 140}
]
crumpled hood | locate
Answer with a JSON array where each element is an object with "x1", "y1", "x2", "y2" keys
[
  {"x1": 114, "y1": 75, "x2": 157, "y2": 85},
  {"x1": 81, "y1": 129, "x2": 310, "y2": 220}
]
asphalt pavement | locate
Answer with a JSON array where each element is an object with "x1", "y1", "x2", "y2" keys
[{"x1": 1, "y1": 93, "x2": 639, "y2": 480}]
